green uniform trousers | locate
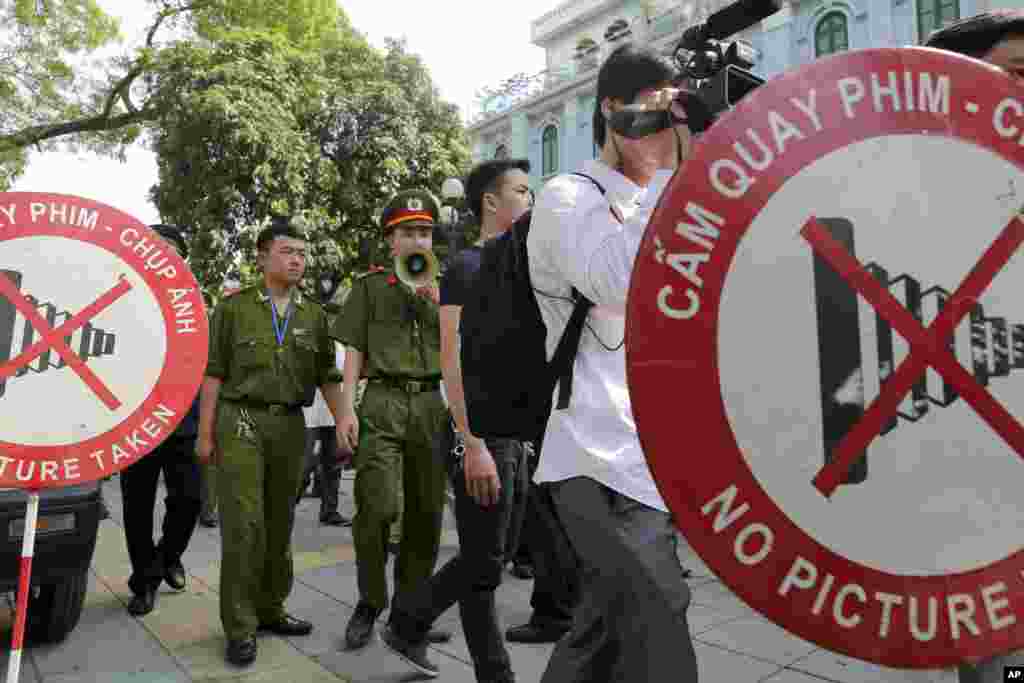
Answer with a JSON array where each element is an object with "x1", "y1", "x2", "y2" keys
[
  {"x1": 354, "y1": 382, "x2": 447, "y2": 610},
  {"x1": 215, "y1": 401, "x2": 306, "y2": 640}
]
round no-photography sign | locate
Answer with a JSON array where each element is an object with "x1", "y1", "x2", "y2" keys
[
  {"x1": 0, "y1": 193, "x2": 207, "y2": 488},
  {"x1": 627, "y1": 48, "x2": 1024, "y2": 668}
]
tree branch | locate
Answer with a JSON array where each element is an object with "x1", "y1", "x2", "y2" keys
[
  {"x1": 0, "y1": 108, "x2": 158, "y2": 154},
  {"x1": 101, "y1": 65, "x2": 143, "y2": 119}
]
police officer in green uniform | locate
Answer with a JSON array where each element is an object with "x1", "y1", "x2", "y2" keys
[
  {"x1": 335, "y1": 189, "x2": 451, "y2": 649},
  {"x1": 198, "y1": 218, "x2": 343, "y2": 666}
]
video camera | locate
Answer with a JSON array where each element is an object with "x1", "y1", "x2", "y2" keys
[{"x1": 608, "y1": 0, "x2": 782, "y2": 137}]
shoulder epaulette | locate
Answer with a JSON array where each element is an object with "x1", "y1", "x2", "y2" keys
[
  {"x1": 222, "y1": 286, "x2": 247, "y2": 298},
  {"x1": 356, "y1": 267, "x2": 389, "y2": 280}
]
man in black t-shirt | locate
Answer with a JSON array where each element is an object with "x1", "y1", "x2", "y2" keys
[{"x1": 381, "y1": 160, "x2": 538, "y2": 681}]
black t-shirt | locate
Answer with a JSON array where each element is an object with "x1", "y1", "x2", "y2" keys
[{"x1": 440, "y1": 245, "x2": 483, "y2": 308}]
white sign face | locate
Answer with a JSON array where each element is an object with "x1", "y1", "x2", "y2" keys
[
  {"x1": 719, "y1": 133, "x2": 1024, "y2": 576},
  {"x1": 627, "y1": 48, "x2": 1024, "y2": 668},
  {"x1": 1, "y1": 237, "x2": 167, "y2": 445},
  {"x1": 0, "y1": 193, "x2": 208, "y2": 488}
]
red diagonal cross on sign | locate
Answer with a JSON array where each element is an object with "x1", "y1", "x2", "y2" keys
[
  {"x1": 800, "y1": 215, "x2": 1024, "y2": 498},
  {"x1": 0, "y1": 272, "x2": 133, "y2": 411}
]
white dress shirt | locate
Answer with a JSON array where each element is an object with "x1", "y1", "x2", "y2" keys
[
  {"x1": 528, "y1": 159, "x2": 675, "y2": 512},
  {"x1": 303, "y1": 342, "x2": 345, "y2": 428}
]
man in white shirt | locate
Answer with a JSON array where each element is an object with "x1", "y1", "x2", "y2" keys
[{"x1": 527, "y1": 43, "x2": 698, "y2": 682}]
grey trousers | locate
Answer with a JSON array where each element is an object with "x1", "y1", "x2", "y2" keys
[{"x1": 540, "y1": 477, "x2": 698, "y2": 683}]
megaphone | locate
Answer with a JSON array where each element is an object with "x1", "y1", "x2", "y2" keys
[{"x1": 395, "y1": 247, "x2": 439, "y2": 288}]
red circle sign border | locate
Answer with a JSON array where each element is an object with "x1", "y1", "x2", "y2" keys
[
  {"x1": 627, "y1": 48, "x2": 1024, "y2": 668},
  {"x1": 0, "y1": 192, "x2": 208, "y2": 488}
]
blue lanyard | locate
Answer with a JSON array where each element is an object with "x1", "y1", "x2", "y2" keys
[{"x1": 268, "y1": 293, "x2": 293, "y2": 346}]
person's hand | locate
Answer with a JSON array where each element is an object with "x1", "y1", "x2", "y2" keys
[
  {"x1": 196, "y1": 434, "x2": 217, "y2": 465},
  {"x1": 338, "y1": 410, "x2": 359, "y2": 452},
  {"x1": 334, "y1": 446, "x2": 354, "y2": 466},
  {"x1": 463, "y1": 436, "x2": 501, "y2": 507},
  {"x1": 416, "y1": 283, "x2": 440, "y2": 305}
]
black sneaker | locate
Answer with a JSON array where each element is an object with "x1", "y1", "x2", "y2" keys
[
  {"x1": 381, "y1": 625, "x2": 439, "y2": 678},
  {"x1": 344, "y1": 602, "x2": 381, "y2": 650}
]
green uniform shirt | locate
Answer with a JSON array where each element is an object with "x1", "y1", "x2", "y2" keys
[
  {"x1": 332, "y1": 270, "x2": 441, "y2": 379},
  {"x1": 207, "y1": 285, "x2": 341, "y2": 406}
]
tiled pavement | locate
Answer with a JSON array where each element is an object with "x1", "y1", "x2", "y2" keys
[{"x1": 0, "y1": 477, "x2": 966, "y2": 682}]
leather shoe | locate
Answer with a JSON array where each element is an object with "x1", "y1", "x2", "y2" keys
[
  {"x1": 257, "y1": 614, "x2": 313, "y2": 636},
  {"x1": 226, "y1": 636, "x2": 257, "y2": 666},
  {"x1": 506, "y1": 620, "x2": 569, "y2": 643},
  {"x1": 127, "y1": 587, "x2": 156, "y2": 616},
  {"x1": 164, "y1": 562, "x2": 186, "y2": 591},
  {"x1": 319, "y1": 511, "x2": 351, "y2": 527},
  {"x1": 345, "y1": 602, "x2": 381, "y2": 650}
]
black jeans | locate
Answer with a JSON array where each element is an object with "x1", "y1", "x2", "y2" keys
[
  {"x1": 391, "y1": 436, "x2": 528, "y2": 683},
  {"x1": 120, "y1": 435, "x2": 202, "y2": 595}
]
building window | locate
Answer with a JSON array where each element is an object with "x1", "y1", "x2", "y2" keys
[
  {"x1": 542, "y1": 125, "x2": 559, "y2": 176},
  {"x1": 917, "y1": 0, "x2": 958, "y2": 42},
  {"x1": 815, "y1": 12, "x2": 849, "y2": 57},
  {"x1": 494, "y1": 144, "x2": 508, "y2": 159},
  {"x1": 604, "y1": 18, "x2": 631, "y2": 42}
]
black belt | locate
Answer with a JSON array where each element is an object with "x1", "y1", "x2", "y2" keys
[
  {"x1": 228, "y1": 400, "x2": 302, "y2": 415},
  {"x1": 368, "y1": 377, "x2": 441, "y2": 394}
]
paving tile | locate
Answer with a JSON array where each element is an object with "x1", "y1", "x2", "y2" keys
[
  {"x1": 170, "y1": 632, "x2": 312, "y2": 681},
  {"x1": 696, "y1": 616, "x2": 819, "y2": 667},
  {"x1": 789, "y1": 649, "x2": 960, "y2": 683},
  {"x1": 687, "y1": 603, "x2": 749, "y2": 634},
  {"x1": 45, "y1": 673, "x2": 187, "y2": 682},
  {"x1": 316, "y1": 639, "x2": 474, "y2": 683},
  {"x1": 760, "y1": 668, "x2": 836, "y2": 682},
  {"x1": 293, "y1": 545, "x2": 357, "y2": 575},
  {"x1": 297, "y1": 564, "x2": 362, "y2": 609},
  {"x1": 689, "y1": 581, "x2": 760, "y2": 617},
  {"x1": 29, "y1": 596, "x2": 183, "y2": 680},
  {"x1": 190, "y1": 653, "x2": 348, "y2": 682},
  {"x1": 433, "y1": 631, "x2": 556, "y2": 681},
  {"x1": 693, "y1": 641, "x2": 784, "y2": 681},
  {"x1": 266, "y1": 583, "x2": 355, "y2": 657},
  {"x1": 135, "y1": 590, "x2": 224, "y2": 651}
]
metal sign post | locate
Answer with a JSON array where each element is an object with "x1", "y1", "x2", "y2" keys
[{"x1": 7, "y1": 490, "x2": 38, "y2": 683}]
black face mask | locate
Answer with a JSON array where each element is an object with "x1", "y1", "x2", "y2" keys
[{"x1": 606, "y1": 91, "x2": 715, "y2": 137}]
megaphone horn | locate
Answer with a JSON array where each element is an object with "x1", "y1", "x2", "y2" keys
[{"x1": 395, "y1": 247, "x2": 439, "y2": 288}]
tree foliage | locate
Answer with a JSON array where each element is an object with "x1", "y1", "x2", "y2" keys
[
  {"x1": 0, "y1": 0, "x2": 470, "y2": 300},
  {"x1": 0, "y1": 0, "x2": 122, "y2": 188},
  {"x1": 147, "y1": 21, "x2": 471, "y2": 301}
]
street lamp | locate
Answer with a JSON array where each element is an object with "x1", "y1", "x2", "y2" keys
[{"x1": 439, "y1": 177, "x2": 465, "y2": 264}]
